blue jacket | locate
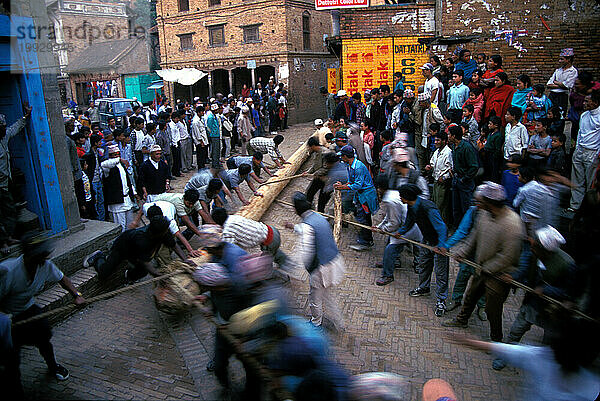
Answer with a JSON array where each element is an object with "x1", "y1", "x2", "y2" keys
[
  {"x1": 303, "y1": 211, "x2": 340, "y2": 273},
  {"x1": 347, "y1": 158, "x2": 378, "y2": 213},
  {"x1": 445, "y1": 205, "x2": 477, "y2": 248},
  {"x1": 398, "y1": 197, "x2": 447, "y2": 247},
  {"x1": 205, "y1": 111, "x2": 220, "y2": 138}
]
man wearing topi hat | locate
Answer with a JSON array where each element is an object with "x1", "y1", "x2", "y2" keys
[
  {"x1": 443, "y1": 182, "x2": 525, "y2": 343},
  {"x1": 547, "y1": 48, "x2": 577, "y2": 117},
  {"x1": 138, "y1": 144, "x2": 171, "y2": 202},
  {"x1": 100, "y1": 145, "x2": 139, "y2": 231}
]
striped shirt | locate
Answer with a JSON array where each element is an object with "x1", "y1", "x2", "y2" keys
[
  {"x1": 222, "y1": 215, "x2": 268, "y2": 249},
  {"x1": 249, "y1": 137, "x2": 282, "y2": 161}
]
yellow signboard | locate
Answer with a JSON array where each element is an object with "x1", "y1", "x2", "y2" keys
[
  {"x1": 341, "y1": 38, "x2": 393, "y2": 97},
  {"x1": 327, "y1": 68, "x2": 341, "y2": 94},
  {"x1": 342, "y1": 36, "x2": 429, "y2": 94}
]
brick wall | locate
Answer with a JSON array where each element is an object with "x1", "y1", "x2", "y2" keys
[
  {"x1": 287, "y1": 54, "x2": 340, "y2": 123},
  {"x1": 340, "y1": 4, "x2": 436, "y2": 39},
  {"x1": 438, "y1": 0, "x2": 600, "y2": 84},
  {"x1": 339, "y1": 0, "x2": 600, "y2": 86}
]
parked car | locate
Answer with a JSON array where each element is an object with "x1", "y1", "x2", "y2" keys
[{"x1": 97, "y1": 98, "x2": 142, "y2": 130}]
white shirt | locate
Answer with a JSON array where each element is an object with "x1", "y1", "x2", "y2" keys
[
  {"x1": 191, "y1": 114, "x2": 208, "y2": 146},
  {"x1": 143, "y1": 201, "x2": 179, "y2": 234},
  {"x1": 491, "y1": 343, "x2": 600, "y2": 401},
  {"x1": 430, "y1": 145, "x2": 453, "y2": 181},
  {"x1": 142, "y1": 135, "x2": 155, "y2": 161},
  {"x1": 222, "y1": 214, "x2": 269, "y2": 249},
  {"x1": 546, "y1": 65, "x2": 578, "y2": 93},
  {"x1": 168, "y1": 121, "x2": 180, "y2": 145},
  {"x1": 150, "y1": 159, "x2": 159, "y2": 169},
  {"x1": 504, "y1": 122, "x2": 529, "y2": 159},
  {"x1": 133, "y1": 130, "x2": 146, "y2": 152},
  {"x1": 177, "y1": 120, "x2": 189, "y2": 140},
  {"x1": 101, "y1": 158, "x2": 136, "y2": 213},
  {"x1": 424, "y1": 76, "x2": 441, "y2": 105},
  {"x1": 576, "y1": 106, "x2": 600, "y2": 151},
  {"x1": 376, "y1": 190, "x2": 422, "y2": 245}
]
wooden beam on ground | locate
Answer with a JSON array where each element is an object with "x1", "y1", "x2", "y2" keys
[
  {"x1": 236, "y1": 141, "x2": 310, "y2": 221},
  {"x1": 333, "y1": 189, "x2": 342, "y2": 245}
]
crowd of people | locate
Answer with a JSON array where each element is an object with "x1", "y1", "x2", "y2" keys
[
  {"x1": 61, "y1": 77, "x2": 293, "y2": 232},
  {"x1": 1, "y1": 46, "x2": 600, "y2": 400}
]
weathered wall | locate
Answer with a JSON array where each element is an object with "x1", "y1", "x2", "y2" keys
[
  {"x1": 287, "y1": 55, "x2": 340, "y2": 123},
  {"x1": 340, "y1": 0, "x2": 600, "y2": 85},
  {"x1": 438, "y1": 0, "x2": 600, "y2": 83}
]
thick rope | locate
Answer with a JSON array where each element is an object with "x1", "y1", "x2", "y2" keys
[
  {"x1": 273, "y1": 198, "x2": 598, "y2": 324},
  {"x1": 258, "y1": 173, "x2": 312, "y2": 188},
  {"x1": 12, "y1": 269, "x2": 189, "y2": 326}
]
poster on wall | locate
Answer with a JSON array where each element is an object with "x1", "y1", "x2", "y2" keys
[
  {"x1": 341, "y1": 36, "x2": 428, "y2": 94},
  {"x1": 327, "y1": 68, "x2": 341, "y2": 94},
  {"x1": 341, "y1": 37, "x2": 393, "y2": 97},
  {"x1": 315, "y1": 0, "x2": 369, "y2": 10}
]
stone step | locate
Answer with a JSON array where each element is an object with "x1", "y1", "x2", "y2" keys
[
  {"x1": 29, "y1": 220, "x2": 123, "y2": 325},
  {"x1": 50, "y1": 220, "x2": 122, "y2": 277}
]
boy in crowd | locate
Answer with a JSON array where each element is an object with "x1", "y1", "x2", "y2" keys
[
  {"x1": 547, "y1": 133, "x2": 567, "y2": 176},
  {"x1": 527, "y1": 118, "x2": 553, "y2": 169},
  {"x1": 226, "y1": 151, "x2": 274, "y2": 182},
  {"x1": 426, "y1": 132, "x2": 453, "y2": 224},
  {"x1": 220, "y1": 164, "x2": 263, "y2": 206},
  {"x1": 461, "y1": 104, "x2": 479, "y2": 146}
]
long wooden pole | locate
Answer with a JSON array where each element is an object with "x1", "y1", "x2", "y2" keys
[
  {"x1": 333, "y1": 189, "x2": 342, "y2": 245},
  {"x1": 273, "y1": 199, "x2": 597, "y2": 324},
  {"x1": 237, "y1": 142, "x2": 310, "y2": 221}
]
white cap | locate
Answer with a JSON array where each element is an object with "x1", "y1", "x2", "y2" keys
[
  {"x1": 210, "y1": 97, "x2": 216, "y2": 103},
  {"x1": 193, "y1": 96, "x2": 200, "y2": 102},
  {"x1": 241, "y1": 106, "x2": 250, "y2": 113},
  {"x1": 314, "y1": 118, "x2": 324, "y2": 126},
  {"x1": 337, "y1": 89, "x2": 347, "y2": 97},
  {"x1": 228, "y1": 93, "x2": 234, "y2": 98},
  {"x1": 150, "y1": 144, "x2": 162, "y2": 153}
]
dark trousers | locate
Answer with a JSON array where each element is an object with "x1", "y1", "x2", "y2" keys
[
  {"x1": 355, "y1": 203, "x2": 373, "y2": 245},
  {"x1": 452, "y1": 176, "x2": 474, "y2": 227},
  {"x1": 164, "y1": 153, "x2": 173, "y2": 179},
  {"x1": 0, "y1": 187, "x2": 17, "y2": 243},
  {"x1": 196, "y1": 144, "x2": 208, "y2": 170},
  {"x1": 456, "y1": 274, "x2": 511, "y2": 342},
  {"x1": 74, "y1": 178, "x2": 85, "y2": 216},
  {"x1": 305, "y1": 178, "x2": 325, "y2": 206},
  {"x1": 94, "y1": 248, "x2": 148, "y2": 282},
  {"x1": 317, "y1": 191, "x2": 333, "y2": 213},
  {"x1": 451, "y1": 263, "x2": 485, "y2": 308},
  {"x1": 214, "y1": 329, "x2": 260, "y2": 397},
  {"x1": 548, "y1": 92, "x2": 569, "y2": 117},
  {"x1": 5, "y1": 305, "x2": 58, "y2": 398},
  {"x1": 171, "y1": 144, "x2": 182, "y2": 176},
  {"x1": 209, "y1": 137, "x2": 221, "y2": 169}
]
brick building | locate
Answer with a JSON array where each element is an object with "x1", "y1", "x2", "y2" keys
[
  {"x1": 156, "y1": 0, "x2": 338, "y2": 123},
  {"x1": 337, "y1": 0, "x2": 600, "y2": 94}
]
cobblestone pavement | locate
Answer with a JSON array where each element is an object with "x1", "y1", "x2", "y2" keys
[{"x1": 20, "y1": 122, "x2": 542, "y2": 400}]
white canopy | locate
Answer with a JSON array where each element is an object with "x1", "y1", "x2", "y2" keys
[{"x1": 156, "y1": 68, "x2": 208, "y2": 86}]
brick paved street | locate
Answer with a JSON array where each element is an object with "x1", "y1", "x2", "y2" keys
[{"x1": 20, "y1": 122, "x2": 542, "y2": 400}]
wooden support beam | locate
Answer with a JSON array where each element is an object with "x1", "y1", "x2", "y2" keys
[{"x1": 236, "y1": 141, "x2": 310, "y2": 221}]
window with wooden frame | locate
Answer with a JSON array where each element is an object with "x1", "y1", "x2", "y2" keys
[
  {"x1": 302, "y1": 11, "x2": 310, "y2": 50},
  {"x1": 178, "y1": 0, "x2": 189, "y2": 12},
  {"x1": 208, "y1": 25, "x2": 225, "y2": 46},
  {"x1": 178, "y1": 33, "x2": 194, "y2": 50},
  {"x1": 242, "y1": 24, "x2": 260, "y2": 43}
]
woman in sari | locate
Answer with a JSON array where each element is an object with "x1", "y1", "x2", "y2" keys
[
  {"x1": 481, "y1": 55, "x2": 504, "y2": 100},
  {"x1": 484, "y1": 72, "x2": 515, "y2": 125}
]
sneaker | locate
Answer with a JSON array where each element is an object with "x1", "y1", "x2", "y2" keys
[
  {"x1": 52, "y1": 364, "x2": 70, "y2": 381},
  {"x1": 492, "y1": 357, "x2": 507, "y2": 371},
  {"x1": 446, "y1": 299, "x2": 462, "y2": 311},
  {"x1": 435, "y1": 302, "x2": 447, "y2": 317},
  {"x1": 441, "y1": 318, "x2": 468, "y2": 328},
  {"x1": 349, "y1": 244, "x2": 371, "y2": 251},
  {"x1": 376, "y1": 276, "x2": 394, "y2": 286},
  {"x1": 477, "y1": 306, "x2": 488, "y2": 321},
  {"x1": 83, "y1": 250, "x2": 102, "y2": 268},
  {"x1": 564, "y1": 207, "x2": 577, "y2": 213},
  {"x1": 408, "y1": 287, "x2": 430, "y2": 297}
]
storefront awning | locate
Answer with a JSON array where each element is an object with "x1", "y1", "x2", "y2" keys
[
  {"x1": 147, "y1": 81, "x2": 164, "y2": 90},
  {"x1": 156, "y1": 68, "x2": 208, "y2": 86}
]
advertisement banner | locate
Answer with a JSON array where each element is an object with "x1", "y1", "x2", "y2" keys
[
  {"x1": 341, "y1": 36, "x2": 429, "y2": 95},
  {"x1": 341, "y1": 37, "x2": 393, "y2": 97},
  {"x1": 327, "y1": 68, "x2": 341, "y2": 94},
  {"x1": 392, "y1": 37, "x2": 429, "y2": 92},
  {"x1": 315, "y1": 0, "x2": 369, "y2": 10}
]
